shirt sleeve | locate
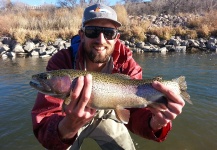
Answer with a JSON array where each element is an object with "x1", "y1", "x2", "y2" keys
[
  {"x1": 31, "y1": 49, "x2": 75, "y2": 149},
  {"x1": 126, "y1": 108, "x2": 172, "y2": 142}
]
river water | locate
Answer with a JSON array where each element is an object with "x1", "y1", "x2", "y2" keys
[{"x1": 0, "y1": 52, "x2": 216, "y2": 150}]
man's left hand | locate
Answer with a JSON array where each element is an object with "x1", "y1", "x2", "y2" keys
[{"x1": 149, "y1": 81, "x2": 185, "y2": 131}]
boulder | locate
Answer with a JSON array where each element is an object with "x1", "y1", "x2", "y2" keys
[
  {"x1": 6, "y1": 51, "x2": 16, "y2": 57},
  {"x1": 46, "y1": 45, "x2": 57, "y2": 55},
  {"x1": 148, "y1": 35, "x2": 160, "y2": 45},
  {"x1": 188, "y1": 39, "x2": 200, "y2": 47},
  {"x1": 159, "y1": 47, "x2": 168, "y2": 53},
  {"x1": 174, "y1": 46, "x2": 187, "y2": 52},
  {"x1": 0, "y1": 44, "x2": 10, "y2": 52},
  {"x1": 30, "y1": 50, "x2": 39, "y2": 56},
  {"x1": 23, "y1": 41, "x2": 35, "y2": 52},
  {"x1": 12, "y1": 43, "x2": 25, "y2": 53},
  {"x1": 136, "y1": 42, "x2": 145, "y2": 49}
]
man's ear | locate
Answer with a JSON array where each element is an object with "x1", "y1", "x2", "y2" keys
[
  {"x1": 79, "y1": 29, "x2": 85, "y2": 42},
  {"x1": 116, "y1": 33, "x2": 120, "y2": 39}
]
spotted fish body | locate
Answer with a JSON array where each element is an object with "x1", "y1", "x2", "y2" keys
[{"x1": 30, "y1": 69, "x2": 192, "y2": 123}]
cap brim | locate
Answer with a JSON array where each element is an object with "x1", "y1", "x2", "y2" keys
[{"x1": 83, "y1": 18, "x2": 122, "y2": 27}]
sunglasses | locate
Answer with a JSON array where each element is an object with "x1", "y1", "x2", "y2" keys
[{"x1": 83, "y1": 26, "x2": 118, "y2": 40}]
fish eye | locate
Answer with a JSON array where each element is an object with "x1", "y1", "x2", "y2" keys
[{"x1": 40, "y1": 73, "x2": 51, "y2": 79}]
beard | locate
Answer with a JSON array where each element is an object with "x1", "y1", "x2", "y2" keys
[{"x1": 83, "y1": 42, "x2": 114, "y2": 63}]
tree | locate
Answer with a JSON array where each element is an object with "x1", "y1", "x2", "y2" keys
[
  {"x1": 57, "y1": 0, "x2": 77, "y2": 8},
  {"x1": 203, "y1": 0, "x2": 217, "y2": 12},
  {"x1": 0, "y1": 0, "x2": 13, "y2": 9},
  {"x1": 57, "y1": 0, "x2": 108, "y2": 8}
]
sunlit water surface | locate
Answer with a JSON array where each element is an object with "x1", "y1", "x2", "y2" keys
[{"x1": 0, "y1": 52, "x2": 216, "y2": 150}]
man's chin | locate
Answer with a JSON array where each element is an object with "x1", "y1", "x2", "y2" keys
[{"x1": 92, "y1": 58, "x2": 108, "y2": 64}]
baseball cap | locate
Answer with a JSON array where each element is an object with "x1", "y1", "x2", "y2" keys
[{"x1": 82, "y1": 3, "x2": 122, "y2": 27}]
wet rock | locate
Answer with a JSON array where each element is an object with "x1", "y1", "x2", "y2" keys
[
  {"x1": 148, "y1": 35, "x2": 160, "y2": 45},
  {"x1": 0, "y1": 44, "x2": 10, "y2": 52},
  {"x1": 168, "y1": 38, "x2": 180, "y2": 46},
  {"x1": 30, "y1": 50, "x2": 39, "y2": 56},
  {"x1": 174, "y1": 46, "x2": 187, "y2": 52},
  {"x1": 6, "y1": 51, "x2": 16, "y2": 57},
  {"x1": 64, "y1": 42, "x2": 71, "y2": 49},
  {"x1": 159, "y1": 40, "x2": 167, "y2": 45},
  {"x1": 159, "y1": 47, "x2": 168, "y2": 53},
  {"x1": 12, "y1": 43, "x2": 25, "y2": 53},
  {"x1": 188, "y1": 39, "x2": 200, "y2": 47},
  {"x1": 53, "y1": 38, "x2": 66, "y2": 50},
  {"x1": 136, "y1": 42, "x2": 145, "y2": 49},
  {"x1": 23, "y1": 41, "x2": 35, "y2": 52}
]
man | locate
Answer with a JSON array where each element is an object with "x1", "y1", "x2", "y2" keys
[{"x1": 31, "y1": 3, "x2": 185, "y2": 150}]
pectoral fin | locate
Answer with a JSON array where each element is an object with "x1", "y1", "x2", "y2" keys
[
  {"x1": 115, "y1": 105, "x2": 130, "y2": 124},
  {"x1": 62, "y1": 96, "x2": 71, "y2": 112}
]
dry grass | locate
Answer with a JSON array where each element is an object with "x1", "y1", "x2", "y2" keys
[
  {"x1": 185, "y1": 10, "x2": 217, "y2": 38},
  {"x1": 148, "y1": 27, "x2": 174, "y2": 40},
  {"x1": 0, "y1": 6, "x2": 217, "y2": 43},
  {"x1": 114, "y1": 4, "x2": 129, "y2": 27},
  {"x1": 0, "y1": 7, "x2": 83, "y2": 43},
  {"x1": 130, "y1": 21, "x2": 151, "y2": 41},
  {"x1": 146, "y1": 10, "x2": 217, "y2": 40}
]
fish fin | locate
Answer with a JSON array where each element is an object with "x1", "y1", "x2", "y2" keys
[
  {"x1": 173, "y1": 76, "x2": 193, "y2": 104},
  {"x1": 152, "y1": 76, "x2": 163, "y2": 82},
  {"x1": 172, "y1": 76, "x2": 187, "y2": 90},
  {"x1": 62, "y1": 96, "x2": 71, "y2": 112},
  {"x1": 64, "y1": 96, "x2": 71, "y2": 105},
  {"x1": 115, "y1": 106, "x2": 130, "y2": 124},
  {"x1": 181, "y1": 91, "x2": 192, "y2": 104}
]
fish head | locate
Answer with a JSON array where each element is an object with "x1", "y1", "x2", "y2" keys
[{"x1": 29, "y1": 71, "x2": 72, "y2": 98}]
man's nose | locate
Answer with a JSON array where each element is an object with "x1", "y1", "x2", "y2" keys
[{"x1": 95, "y1": 32, "x2": 107, "y2": 44}]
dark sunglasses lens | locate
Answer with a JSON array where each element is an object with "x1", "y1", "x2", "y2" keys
[
  {"x1": 103, "y1": 29, "x2": 117, "y2": 40},
  {"x1": 84, "y1": 26, "x2": 117, "y2": 40},
  {"x1": 85, "y1": 27, "x2": 99, "y2": 38}
]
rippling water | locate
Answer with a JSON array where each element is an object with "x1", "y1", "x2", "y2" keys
[{"x1": 0, "y1": 52, "x2": 216, "y2": 150}]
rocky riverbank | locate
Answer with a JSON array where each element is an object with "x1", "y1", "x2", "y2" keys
[
  {"x1": 126, "y1": 35, "x2": 217, "y2": 53},
  {"x1": 1, "y1": 34, "x2": 216, "y2": 59}
]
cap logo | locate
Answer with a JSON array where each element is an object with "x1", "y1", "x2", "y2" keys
[
  {"x1": 90, "y1": 7, "x2": 111, "y2": 14},
  {"x1": 95, "y1": 7, "x2": 100, "y2": 12}
]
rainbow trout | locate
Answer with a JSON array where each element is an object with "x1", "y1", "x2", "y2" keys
[{"x1": 30, "y1": 69, "x2": 192, "y2": 123}]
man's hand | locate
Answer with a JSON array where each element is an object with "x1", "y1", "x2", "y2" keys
[
  {"x1": 149, "y1": 81, "x2": 185, "y2": 131},
  {"x1": 58, "y1": 74, "x2": 96, "y2": 140}
]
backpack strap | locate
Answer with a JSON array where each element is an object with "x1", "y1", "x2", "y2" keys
[{"x1": 70, "y1": 35, "x2": 80, "y2": 69}]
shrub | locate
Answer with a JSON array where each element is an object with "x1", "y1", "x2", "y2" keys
[
  {"x1": 148, "y1": 26, "x2": 174, "y2": 40},
  {"x1": 114, "y1": 4, "x2": 129, "y2": 27}
]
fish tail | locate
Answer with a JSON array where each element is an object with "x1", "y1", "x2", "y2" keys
[{"x1": 173, "y1": 76, "x2": 193, "y2": 104}]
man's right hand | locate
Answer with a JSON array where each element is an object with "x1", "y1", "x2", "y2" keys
[{"x1": 58, "y1": 74, "x2": 96, "y2": 141}]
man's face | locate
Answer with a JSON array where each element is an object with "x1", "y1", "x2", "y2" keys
[{"x1": 79, "y1": 20, "x2": 120, "y2": 64}]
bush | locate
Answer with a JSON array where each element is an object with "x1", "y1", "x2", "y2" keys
[{"x1": 0, "y1": 6, "x2": 83, "y2": 43}]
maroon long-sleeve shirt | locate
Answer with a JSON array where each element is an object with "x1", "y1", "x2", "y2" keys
[{"x1": 31, "y1": 39, "x2": 171, "y2": 149}]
